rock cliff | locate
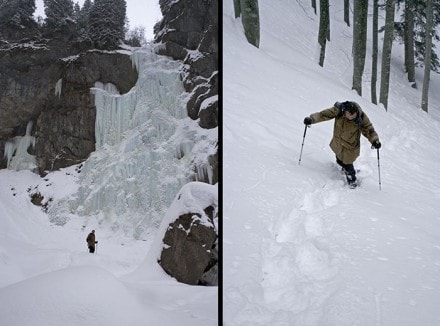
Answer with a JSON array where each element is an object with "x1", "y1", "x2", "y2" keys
[
  {"x1": 154, "y1": 0, "x2": 219, "y2": 286},
  {"x1": 155, "y1": 0, "x2": 218, "y2": 184},
  {"x1": 0, "y1": 39, "x2": 137, "y2": 173},
  {"x1": 0, "y1": 0, "x2": 218, "y2": 181},
  {"x1": 156, "y1": 0, "x2": 218, "y2": 128}
]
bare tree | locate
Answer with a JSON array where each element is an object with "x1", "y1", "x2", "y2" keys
[
  {"x1": 352, "y1": 0, "x2": 368, "y2": 96},
  {"x1": 404, "y1": 0, "x2": 416, "y2": 87},
  {"x1": 371, "y1": 0, "x2": 379, "y2": 104},
  {"x1": 344, "y1": 0, "x2": 350, "y2": 26},
  {"x1": 233, "y1": 0, "x2": 260, "y2": 48},
  {"x1": 421, "y1": 0, "x2": 434, "y2": 112},
  {"x1": 318, "y1": 0, "x2": 329, "y2": 67},
  {"x1": 234, "y1": 0, "x2": 240, "y2": 18},
  {"x1": 379, "y1": 0, "x2": 395, "y2": 110}
]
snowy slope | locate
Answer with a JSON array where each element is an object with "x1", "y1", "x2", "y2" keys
[
  {"x1": 223, "y1": 1, "x2": 440, "y2": 325},
  {"x1": 0, "y1": 168, "x2": 218, "y2": 326}
]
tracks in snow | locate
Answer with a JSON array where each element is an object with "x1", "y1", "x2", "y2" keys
[{"x1": 260, "y1": 176, "x2": 346, "y2": 323}]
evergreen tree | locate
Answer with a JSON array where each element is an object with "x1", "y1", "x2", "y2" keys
[
  {"x1": 0, "y1": 0, "x2": 36, "y2": 28},
  {"x1": 125, "y1": 26, "x2": 147, "y2": 47},
  {"x1": 395, "y1": 0, "x2": 440, "y2": 73},
  {"x1": 352, "y1": 0, "x2": 368, "y2": 96},
  {"x1": 413, "y1": 0, "x2": 440, "y2": 72},
  {"x1": 73, "y1": 2, "x2": 80, "y2": 21},
  {"x1": 43, "y1": 0, "x2": 74, "y2": 30},
  {"x1": 77, "y1": 0, "x2": 93, "y2": 37},
  {"x1": 379, "y1": 0, "x2": 395, "y2": 110},
  {"x1": 89, "y1": 0, "x2": 127, "y2": 49}
]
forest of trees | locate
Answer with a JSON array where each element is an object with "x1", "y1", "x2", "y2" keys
[
  {"x1": 0, "y1": 0, "x2": 146, "y2": 49},
  {"x1": 234, "y1": 0, "x2": 440, "y2": 113}
]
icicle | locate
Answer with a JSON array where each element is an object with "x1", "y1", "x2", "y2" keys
[
  {"x1": 131, "y1": 52, "x2": 141, "y2": 72},
  {"x1": 55, "y1": 79, "x2": 62, "y2": 98},
  {"x1": 194, "y1": 162, "x2": 213, "y2": 185},
  {"x1": 4, "y1": 121, "x2": 37, "y2": 171},
  {"x1": 91, "y1": 82, "x2": 137, "y2": 148}
]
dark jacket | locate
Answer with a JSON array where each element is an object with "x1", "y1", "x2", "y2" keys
[
  {"x1": 309, "y1": 102, "x2": 379, "y2": 164},
  {"x1": 86, "y1": 232, "x2": 96, "y2": 248}
]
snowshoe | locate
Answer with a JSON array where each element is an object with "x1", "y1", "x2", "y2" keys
[{"x1": 341, "y1": 168, "x2": 359, "y2": 189}]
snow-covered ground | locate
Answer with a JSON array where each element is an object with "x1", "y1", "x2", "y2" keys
[
  {"x1": 0, "y1": 44, "x2": 217, "y2": 325},
  {"x1": 0, "y1": 168, "x2": 217, "y2": 325},
  {"x1": 223, "y1": 1, "x2": 440, "y2": 325}
]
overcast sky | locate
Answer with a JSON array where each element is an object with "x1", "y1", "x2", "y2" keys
[{"x1": 35, "y1": 0, "x2": 162, "y2": 41}]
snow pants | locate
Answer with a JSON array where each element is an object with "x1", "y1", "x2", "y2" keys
[{"x1": 336, "y1": 157, "x2": 356, "y2": 183}]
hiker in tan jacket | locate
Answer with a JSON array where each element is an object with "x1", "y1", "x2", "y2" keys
[
  {"x1": 304, "y1": 101, "x2": 381, "y2": 187},
  {"x1": 86, "y1": 230, "x2": 98, "y2": 253}
]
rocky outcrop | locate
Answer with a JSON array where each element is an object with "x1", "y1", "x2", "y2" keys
[
  {"x1": 155, "y1": 0, "x2": 218, "y2": 185},
  {"x1": 0, "y1": 39, "x2": 138, "y2": 173},
  {"x1": 34, "y1": 51, "x2": 137, "y2": 172},
  {"x1": 160, "y1": 210, "x2": 218, "y2": 285},
  {"x1": 156, "y1": 0, "x2": 218, "y2": 128},
  {"x1": 159, "y1": 182, "x2": 218, "y2": 286},
  {"x1": 154, "y1": 0, "x2": 218, "y2": 286}
]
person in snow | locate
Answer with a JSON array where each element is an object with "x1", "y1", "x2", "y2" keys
[
  {"x1": 86, "y1": 230, "x2": 98, "y2": 253},
  {"x1": 303, "y1": 101, "x2": 381, "y2": 188}
]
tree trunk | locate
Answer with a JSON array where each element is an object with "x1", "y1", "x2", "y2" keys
[
  {"x1": 344, "y1": 0, "x2": 350, "y2": 26},
  {"x1": 371, "y1": 0, "x2": 378, "y2": 104},
  {"x1": 405, "y1": 0, "x2": 416, "y2": 86},
  {"x1": 352, "y1": 0, "x2": 368, "y2": 96},
  {"x1": 421, "y1": 0, "x2": 433, "y2": 112},
  {"x1": 327, "y1": 7, "x2": 331, "y2": 42},
  {"x1": 318, "y1": 0, "x2": 329, "y2": 67},
  {"x1": 240, "y1": 0, "x2": 260, "y2": 48},
  {"x1": 379, "y1": 0, "x2": 395, "y2": 110},
  {"x1": 234, "y1": 0, "x2": 241, "y2": 18}
]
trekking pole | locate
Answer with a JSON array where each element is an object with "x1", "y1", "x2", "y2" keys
[
  {"x1": 298, "y1": 124, "x2": 310, "y2": 165},
  {"x1": 376, "y1": 148, "x2": 382, "y2": 191}
]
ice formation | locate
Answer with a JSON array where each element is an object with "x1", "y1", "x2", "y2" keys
[
  {"x1": 52, "y1": 44, "x2": 216, "y2": 238},
  {"x1": 91, "y1": 81, "x2": 137, "y2": 148},
  {"x1": 3, "y1": 121, "x2": 37, "y2": 171},
  {"x1": 55, "y1": 79, "x2": 62, "y2": 98}
]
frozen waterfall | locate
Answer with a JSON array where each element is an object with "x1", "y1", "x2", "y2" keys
[
  {"x1": 52, "y1": 45, "x2": 214, "y2": 239},
  {"x1": 3, "y1": 121, "x2": 37, "y2": 171}
]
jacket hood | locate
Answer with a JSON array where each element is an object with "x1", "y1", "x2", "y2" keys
[{"x1": 334, "y1": 101, "x2": 363, "y2": 125}]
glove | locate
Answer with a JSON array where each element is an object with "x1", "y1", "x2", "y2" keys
[
  {"x1": 303, "y1": 117, "x2": 312, "y2": 125},
  {"x1": 95, "y1": 241, "x2": 98, "y2": 244},
  {"x1": 372, "y1": 141, "x2": 381, "y2": 149}
]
